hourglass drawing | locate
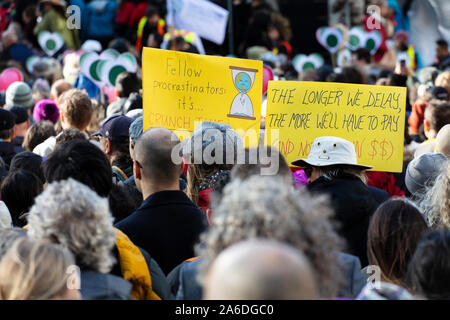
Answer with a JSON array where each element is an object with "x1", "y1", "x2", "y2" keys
[{"x1": 227, "y1": 66, "x2": 258, "y2": 120}]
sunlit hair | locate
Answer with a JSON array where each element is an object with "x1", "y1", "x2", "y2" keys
[
  {"x1": 27, "y1": 178, "x2": 116, "y2": 273},
  {"x1": 418, "y1": 163, "x2": 450, "y2": 229},
  {"x1": 196, "y1": 175, "x2": 345, "y2": 298},
  {"x1": 0, "y1": 237, "x2": 75, "y2": 300}
]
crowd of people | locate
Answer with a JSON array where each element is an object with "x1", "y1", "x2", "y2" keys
[{"x1": 0, "y1": 0, "x2": 448, "y2": 301}]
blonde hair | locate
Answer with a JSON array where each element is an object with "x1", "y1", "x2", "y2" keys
[
  {"x1": 315, "y1": 165, "x2": 368, "y2": 184},
  {"x1": 0, "y1": 238, "x2": 75, "y2": 300},
  {"x1": 435, "y1": 71, "x2": 450, "y2": 96},
  {"x1": 419, "y1": 163, "x2": 450, "y2": 229}
]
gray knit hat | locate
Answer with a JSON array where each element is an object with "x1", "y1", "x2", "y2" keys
[
  {"x1": 406, "y1": 152, "x2": 448, "y2": 195},
  {"x1": 5, "y1": 82, "x2": 34, "y2": 108},
  {"x1": 182, "y1": 121, "x2": 244, "y2": 165}
]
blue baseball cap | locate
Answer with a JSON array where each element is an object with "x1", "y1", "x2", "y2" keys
[{"x1": 92, "y1": 114, "x2": 134, "y2": 139}]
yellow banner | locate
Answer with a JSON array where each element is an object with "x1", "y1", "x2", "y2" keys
[
  {"x1": 142, "y1": 48, "x2": 263, "y2": 145},
  {"x1": 265, "y1": 81, "x2": 407, "y2": 172}
]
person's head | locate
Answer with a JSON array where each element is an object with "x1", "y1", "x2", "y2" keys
[
  {"x1": 145, "y1": 4, "x2": 160, "y2": 27},
  {"x1": 182, "y1": 121, "x2": 244, "y2": 205},
  {"x1": 32, "y1": 79, "x2": 51, "y2": 103},
  {"x1": 230, "y1": 146, "x2": 292, "y2": 184},
  {"x1": 197, "y1": 175, "x2": 344, "y2": 298},
  {"x1": 133, "y1": 127, "x2": 182, "y2": 195},
  {"x1": 393, "y1": 31, "x2": 409, "y2": 51},
  {"x1": 8, "y1": 106, "x2": 30, "y2": 138},
  {"x1": 352, "y1": 48, "x2": 372, "y2": 66},
  {"x1": 367, "y1": 198, "x2": 428, "y2": 287},
  {"x1": 291, "y1": 136, "x2": 372, "y2": 184},
  {"x1": 5, "y1": 81, "x2": 34, "y2": 109},
  {"x1": 22, "y1": 120, "x2": 56, "y2": 152},
  {"x1": 0, "y1": 237, "x2": 81, "y2": 300},
  {"x1": 115, "y1": 72, "x2": 140, "y2": 98},
  {"x1": 32, "y1": 99, "x2": 59, "y2": 124},
  {"x1": 340, "y1": 66, "x2": 365, "y2": 84},
  {"x1": 108, "y1": 38, "x2": 130, "y2": 54},
  {"x1": 55, "y1": 128, "x2": 87, "y2": 147},
  {"x1": 435, "y1": 71, "x2": 450, "y2": 96},
  {"x1": 407, "y1": 230, "x2": 450, "y2": 299},
  {"x1": 406, "y1": 152, "x2": 447, "y2": 197},
  {"x1": 57, "y1": 89, "x2": 93, "y2": 131},
  {"x1": 0, "y1": 170, "x2": 43, "y2": 227},
  {"x1": 43, "y1": 140, "x2": 112, "y2": 197},
  {"x1": 423, "y1": 99, "x2": 450, "y2": 139},
  {"x1": 9, "y1": 151, "x2": 44, "y2": 184},
  {"x1": 0, "y1": 109, "x2": 17, "y2": 142},
  {"x1": 27, "y1": 178, "x2": 116, "y2": 273},
  {"x1": 418, "y1": 164, "x2": 449, "y2": 230},
  {"x1": 436, "y1": 39, "x2": 449, "y2": 60},
  {"x1": 434, "y1": 124, "x2": 450, "y2": 157},
  {"x1": 204, "y1": 240, "x2": 319, "y2": 300},
  {"x1": 128, "y1": 116, "x2": 143, "y2": 160},
  {"x1": 92, "y1": 115, "x2": 134, "y2": 164}
]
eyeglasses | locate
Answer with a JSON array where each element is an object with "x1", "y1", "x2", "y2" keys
[{"x1": 304, "y1": 167, "x2": 313, "y2": 178}]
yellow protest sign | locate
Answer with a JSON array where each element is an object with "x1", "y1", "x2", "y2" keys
[
  {"x1": 142, "y1": 48, "x2": 262, "y2": 145},
  {"x1": 265, "y1": 81, "x2": 407, "y2": 172}
]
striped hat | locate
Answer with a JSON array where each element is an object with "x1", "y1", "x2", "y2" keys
[{"x1": 5, "y1": 81, "x2": 34, "y2": 108}]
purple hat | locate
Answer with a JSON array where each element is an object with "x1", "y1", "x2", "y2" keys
[{"x1": 33, "y1": 99, "x2": 60, "y2": 124}]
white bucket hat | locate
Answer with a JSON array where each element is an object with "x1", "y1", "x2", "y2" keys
[{"x1": 291, "y1": 136, "x2": 372, "y2": 170}]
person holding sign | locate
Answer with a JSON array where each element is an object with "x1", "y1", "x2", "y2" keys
[{"x1": 291, "y1": 136, "x2": 386, "y2": 267}]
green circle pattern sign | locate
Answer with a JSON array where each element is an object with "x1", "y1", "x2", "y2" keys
[
  {"x1": 90, "y1": 60, "x2": 102, "y2": 81},
  {"x1": 109, "y1": 66, "x2": 127, "y2": 87},
  {"x1": 46, "y1": 39, "x2": 56, "y2": 51},
  {"x1": 327, "y1": 35, "x2": 338, "y2": 48}
]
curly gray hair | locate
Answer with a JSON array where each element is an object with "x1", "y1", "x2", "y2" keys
[
  {"x1": 27, "y1": 178, "x2": 116, "y2": 273},
  {"x1": 418, "y1": 163, "x2": 450, "y2": 229},
  {"x1": 196, "y1": 175, "x2": 345, "y2": 298}
]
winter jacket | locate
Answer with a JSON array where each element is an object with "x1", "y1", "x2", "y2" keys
[
  {"x1": 80, "y1": 269, "x2": 132, "y2": 300},
  {"x1": 367, "y1": 171, "x2": 405, "y2": 197},
  {"x1": 85, "y1": 0, "x2": 117, "y2": 39},
  {"x1": 115, "y1": 190, "x2": 207, "y2": 275},
  {"x1": 112, "y1": 228, "x2": 173, "y2": 300},
  {"x1": 307, "y1": 173, "x2": 382, "y2": 267},
  {"x1": 167, "y1": 253, "x2": 366, "y2": 300}
]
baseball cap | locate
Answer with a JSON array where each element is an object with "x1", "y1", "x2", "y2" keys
[{"x1": 91, "y1": 115, "x2": 134, "y2": 139}]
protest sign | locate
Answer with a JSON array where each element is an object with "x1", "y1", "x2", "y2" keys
[
  {"x1": 142, "y1": 47, "x2": 263, "y2": 145},
  {"x1": 166, "y1": 0, "x2": 229, "y2": 45},
  {"x1": 265, "y1": 81, "x2": 407, "y2": 172}
]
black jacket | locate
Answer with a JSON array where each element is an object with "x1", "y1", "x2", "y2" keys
[
  {"x1": 115, "y1": 190, "x2": 206, "y2": 275},
  {"x1": 307, "y1": 173, "x2": 382, "y2": 267},
  {"x1": 0, "y1": 141, "x2": 18, "y2": 167}
]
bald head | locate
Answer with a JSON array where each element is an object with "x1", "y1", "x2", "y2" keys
[
  {"x1": 134, "y1": 127, "x2": 181, "y2": 186},
  {"x1": 204, "y1": 240, "x2": 319, "y2": 300},
  {"x1": 435, "y1": 124, "x2": 450, "y2": 157},
  {"x1": 51, "y1": 80, "x2": 72, "y2": 104}
]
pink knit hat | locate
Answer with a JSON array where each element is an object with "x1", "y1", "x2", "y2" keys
[{"x1": 33, "y1": 99, "x2": 59, "y2": 124}]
